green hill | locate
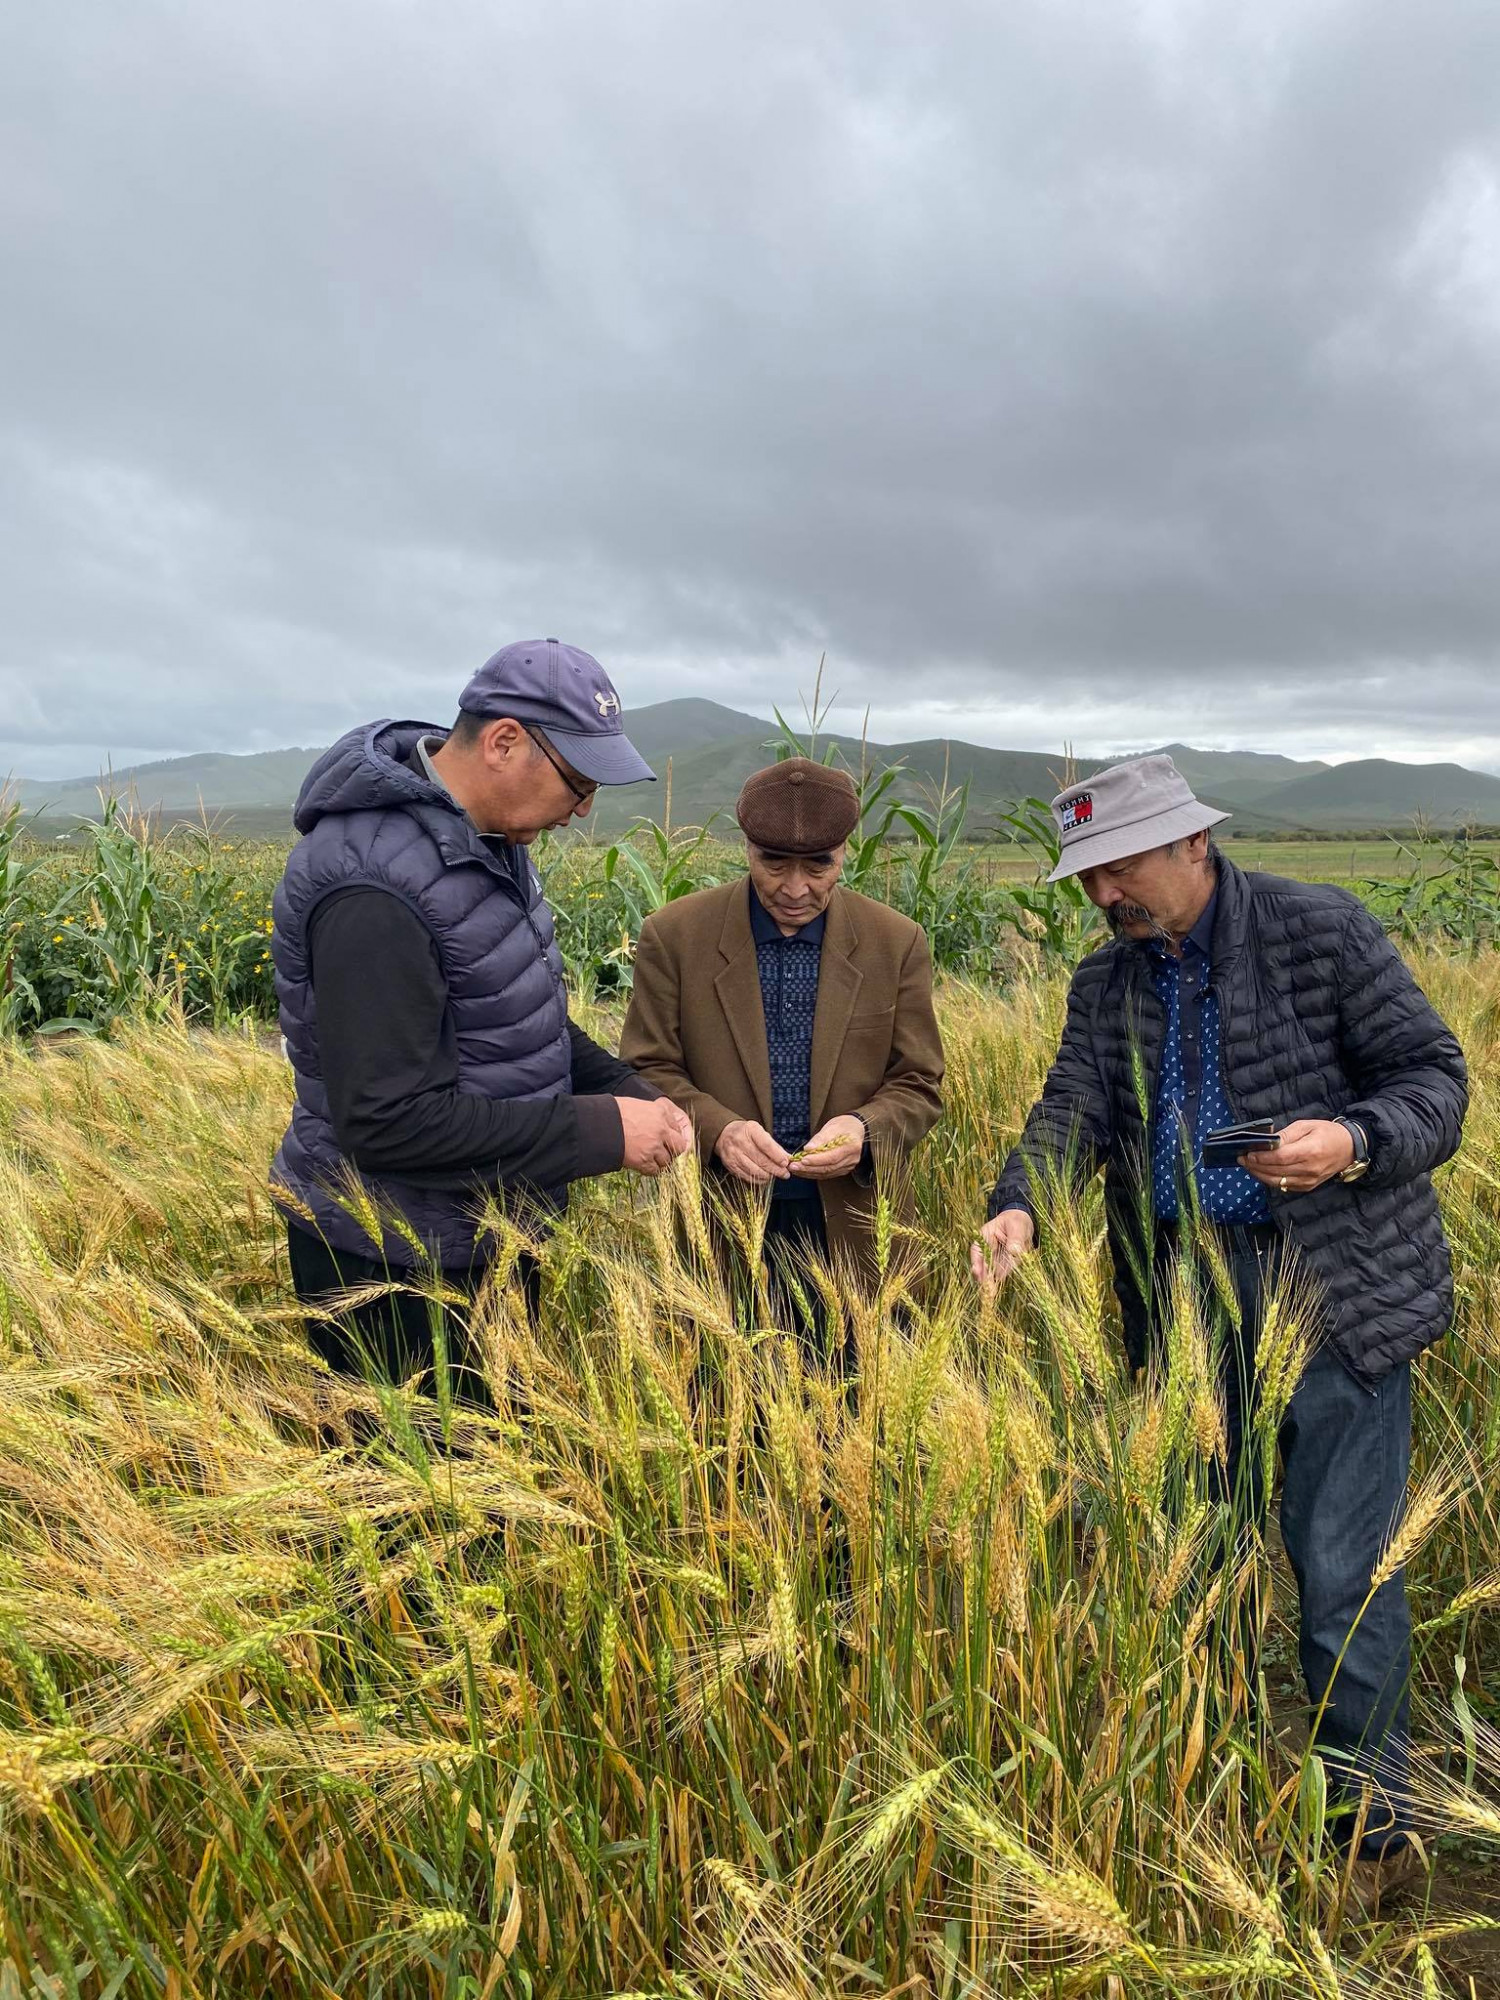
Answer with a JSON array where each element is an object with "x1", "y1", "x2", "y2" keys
[
  {"x1": 12, "y1": 704, "x2": 1499, "y2": 837},
  {"x1": 624, "y1": 698, "x2": 767, "y2": 761},
  {"x1": 13, "y1": 747, "x2": 326, "y2": 820},
  {"x1": 1147, "y1": 742, "x2": 1328, "y2": 791},
  {"x1": 12, "y1": 702, "x2": 771, "y2": 831},
  {"x1": 585, "y1": 727, "x2": 1294, "y2": 837},
  {"x1": 1238, "y1": 759, "x2": 1500, "y2": 830}
]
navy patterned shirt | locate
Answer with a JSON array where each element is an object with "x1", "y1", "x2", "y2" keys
[
  {"x1": 750, "y1": 884, "x2": 824, "y2": 1203},
  {"x1": 1145, "y1": 891, "x2": 1271, "y2": 1225}
]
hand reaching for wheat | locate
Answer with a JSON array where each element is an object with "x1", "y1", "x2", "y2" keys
[{"x1": 971, "y1": 1208, "x2": 1035, "y2": 1290}]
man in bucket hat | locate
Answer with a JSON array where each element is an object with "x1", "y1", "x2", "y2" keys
[
  {"x1": 972, "y1": 753, "x2": 1467, "y2": 1916},
  {"x1": 620, "y1": 757, "x2": 944, "y2": 1327},
  {"x1": 271, "y1": 639, "x2": 692, "y2": 1399}
]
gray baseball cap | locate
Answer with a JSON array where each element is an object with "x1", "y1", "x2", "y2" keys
[
  {"x1": 458, "y1": 638, "x2": 656, "y2": 786},
  {"x1": 1047, "y1": 754, "x2": 1228, "y2": 882}
]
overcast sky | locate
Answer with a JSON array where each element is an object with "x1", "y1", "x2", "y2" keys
[{"x1": 4, "y1": 0, "x2": 1500, "y2": 779}]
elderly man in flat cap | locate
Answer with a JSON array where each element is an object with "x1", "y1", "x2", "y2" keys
[
  {"x1": 973, "y1": 753, "x2": 1467, "y2": 1915},
  {"x1": 620, "y1": 758, "x2": 944, "y2": 1316}
]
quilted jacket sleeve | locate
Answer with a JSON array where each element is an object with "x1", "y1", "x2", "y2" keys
[
  {"x1": 1337, "y1": 901, "x2": 1468, "y2": 1190},
  {"x1": 988, "y1": 961, "x2": 1114, "y2": 1220}
]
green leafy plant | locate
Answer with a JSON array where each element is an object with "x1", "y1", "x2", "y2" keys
[
  {"x1": 993, "y1": 798, "x2": 1106, "y2": 961},
  {"x1": 165, "y1": 824, "x2": 281, "y2": 1025},
  {"x1": 603, "y1": 815, "x2": 729, "y2": 925},
  {"x1": 1359, "y1": 822, "x2": 1500, "y2": 957},
  {"x1": 0, "y1": 793, "x2": 46, "y2": 1034},
  {"x1": 41, "y1": 793, "x2": 168, "y2": 1031}
]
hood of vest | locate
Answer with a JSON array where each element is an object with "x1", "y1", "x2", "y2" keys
[{"x1": 294, "y1": 720, "x2": 458, "y2": 836}]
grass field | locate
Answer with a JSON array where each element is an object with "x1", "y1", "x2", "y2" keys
[
  {"x1": 28, "y1": 815, "x2": 1500, "y2": 886},
  {"x1": 12, "y1": 802, "x2": 1500, "y2": 1040},
  {"x1": 1, "y1": 964, "x2": 1498, "y2": 1996},
  {"x1": 904, "y1": 839, "x2": 1500, "y2": 887}
]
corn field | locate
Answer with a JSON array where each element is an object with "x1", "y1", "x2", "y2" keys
[
  {"x1": 11, "y1": 787, "x2": 1500, "y2": 1040},
  {"x1": 0, "y1": 959, "x2": 1498, "y2": 1996}
]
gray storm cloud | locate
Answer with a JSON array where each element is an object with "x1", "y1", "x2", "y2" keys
[{"x1": 3, "y1": 0, "x2": 1499, "y2": 776}]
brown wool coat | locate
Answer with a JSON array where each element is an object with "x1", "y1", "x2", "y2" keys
[{"x1": 619, "y1": 879, "x2": 945, "y2": 1280}]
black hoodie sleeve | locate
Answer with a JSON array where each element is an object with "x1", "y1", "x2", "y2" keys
[
  {"x1": 568, "y1": 1021, "x2": 662, "y2": 1100},
  {"x1": 306, "y1": 888, "x2": 626, "y2": 1190}
]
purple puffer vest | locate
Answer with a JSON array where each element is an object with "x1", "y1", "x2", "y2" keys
[{"x1": 270, "y1": 720, "x2": 571, "y2": 1270}]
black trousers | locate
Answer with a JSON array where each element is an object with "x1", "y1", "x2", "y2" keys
[{"x1": 286, "y1": 1223, "x2": 537, "y2": 1409}]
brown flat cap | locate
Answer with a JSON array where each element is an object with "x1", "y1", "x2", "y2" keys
[{"x1": 735, "y1": 757, "x2": 860, "y2": 855}]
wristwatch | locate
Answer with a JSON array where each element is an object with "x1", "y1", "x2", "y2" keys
[{"x1": 1335, "y1": 1117, "x2": 1370, "y2": 1183}]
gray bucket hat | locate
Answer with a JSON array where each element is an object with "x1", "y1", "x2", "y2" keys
[{"x1": 1047, "y1": 754, "x2": 1229, "y2": 882}]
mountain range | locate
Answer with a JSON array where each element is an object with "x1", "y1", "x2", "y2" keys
[{"x1": 13, "y1": 700, "x2": 1500, "y2": 835}]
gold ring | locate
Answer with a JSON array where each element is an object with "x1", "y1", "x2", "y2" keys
[{"x1": 1279, "y1": 1176, "x2": 1288, "y2": 1194}]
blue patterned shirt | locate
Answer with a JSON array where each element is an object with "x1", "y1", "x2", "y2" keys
[
  {"x1": 1146, "y1": 892, "x2": 1270, "y2": 1225},
  {"x1": 750, "y1": 885, "x2": 824, "y2": 1203}
]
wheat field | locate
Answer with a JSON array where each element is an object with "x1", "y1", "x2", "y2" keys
[{"x1": 0, "y1": 963, "x2": 1498, "y2": 1997}]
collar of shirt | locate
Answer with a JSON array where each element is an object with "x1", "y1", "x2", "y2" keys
[
  {"x1": 749, "y1": 882, "x2": 827, "y2": 947},
  {"x1": 415, "y1": 732, "x2": 458, "y2": 801},
  {"x1": 413, "y1": 734, "x2": 527, "y2": 882},
  {"x1": 1145, "y1": 886, "x2": 1218, "y2": 970}
]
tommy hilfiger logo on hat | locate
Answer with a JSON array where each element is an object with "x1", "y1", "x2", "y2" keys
[{"x1": 1046, "y1": 754, "x2": 1230, "y2": 884}]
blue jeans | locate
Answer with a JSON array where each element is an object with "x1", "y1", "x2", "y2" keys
[{"x1": 1218, "y1": 1235, "x2": 1413, "y2": 1857}]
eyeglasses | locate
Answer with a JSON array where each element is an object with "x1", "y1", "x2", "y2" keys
[{"x1": 525, "y1": 725, "x2": 596, "y2": 805}]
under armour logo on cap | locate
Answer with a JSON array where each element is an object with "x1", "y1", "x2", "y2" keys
[{"x1": 456, "y1": 638, "x2": 656, "y2": 788}]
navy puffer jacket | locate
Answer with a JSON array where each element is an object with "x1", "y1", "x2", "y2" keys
[
  {"x1": 271, "y1": 720, "x2": 571, "y2": 1269},
  {"x1": 990, "y1": 857, "x2": 1468, "y2": 1382}
]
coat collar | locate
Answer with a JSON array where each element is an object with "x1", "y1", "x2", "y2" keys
[
  {"x1": 1207, "y1": 854, "x2": 1251, "y2": 980},
  {"x1": 809, "y1": 888, "x2": 862, "y2": 1129},
  {"x1": 715, "y1": 881, "x2": 772, "y2": 1121}
]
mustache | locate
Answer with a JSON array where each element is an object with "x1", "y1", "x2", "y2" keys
[{"x1": 1107, "y1": 901, "x2": 1175, "y2": 947}]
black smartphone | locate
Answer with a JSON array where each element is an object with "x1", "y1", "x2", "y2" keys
[{"x1": 1201, "y1": 1120, "x2": 1281, "y2": 1170}]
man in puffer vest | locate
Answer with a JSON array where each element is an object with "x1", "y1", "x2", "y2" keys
[
  {"x1": 271, "y1": 638, "x2": 692, "y2": 1396},
  {"x1": 972, "y1": 754, "x2": 1467, "y2": 1918}
]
